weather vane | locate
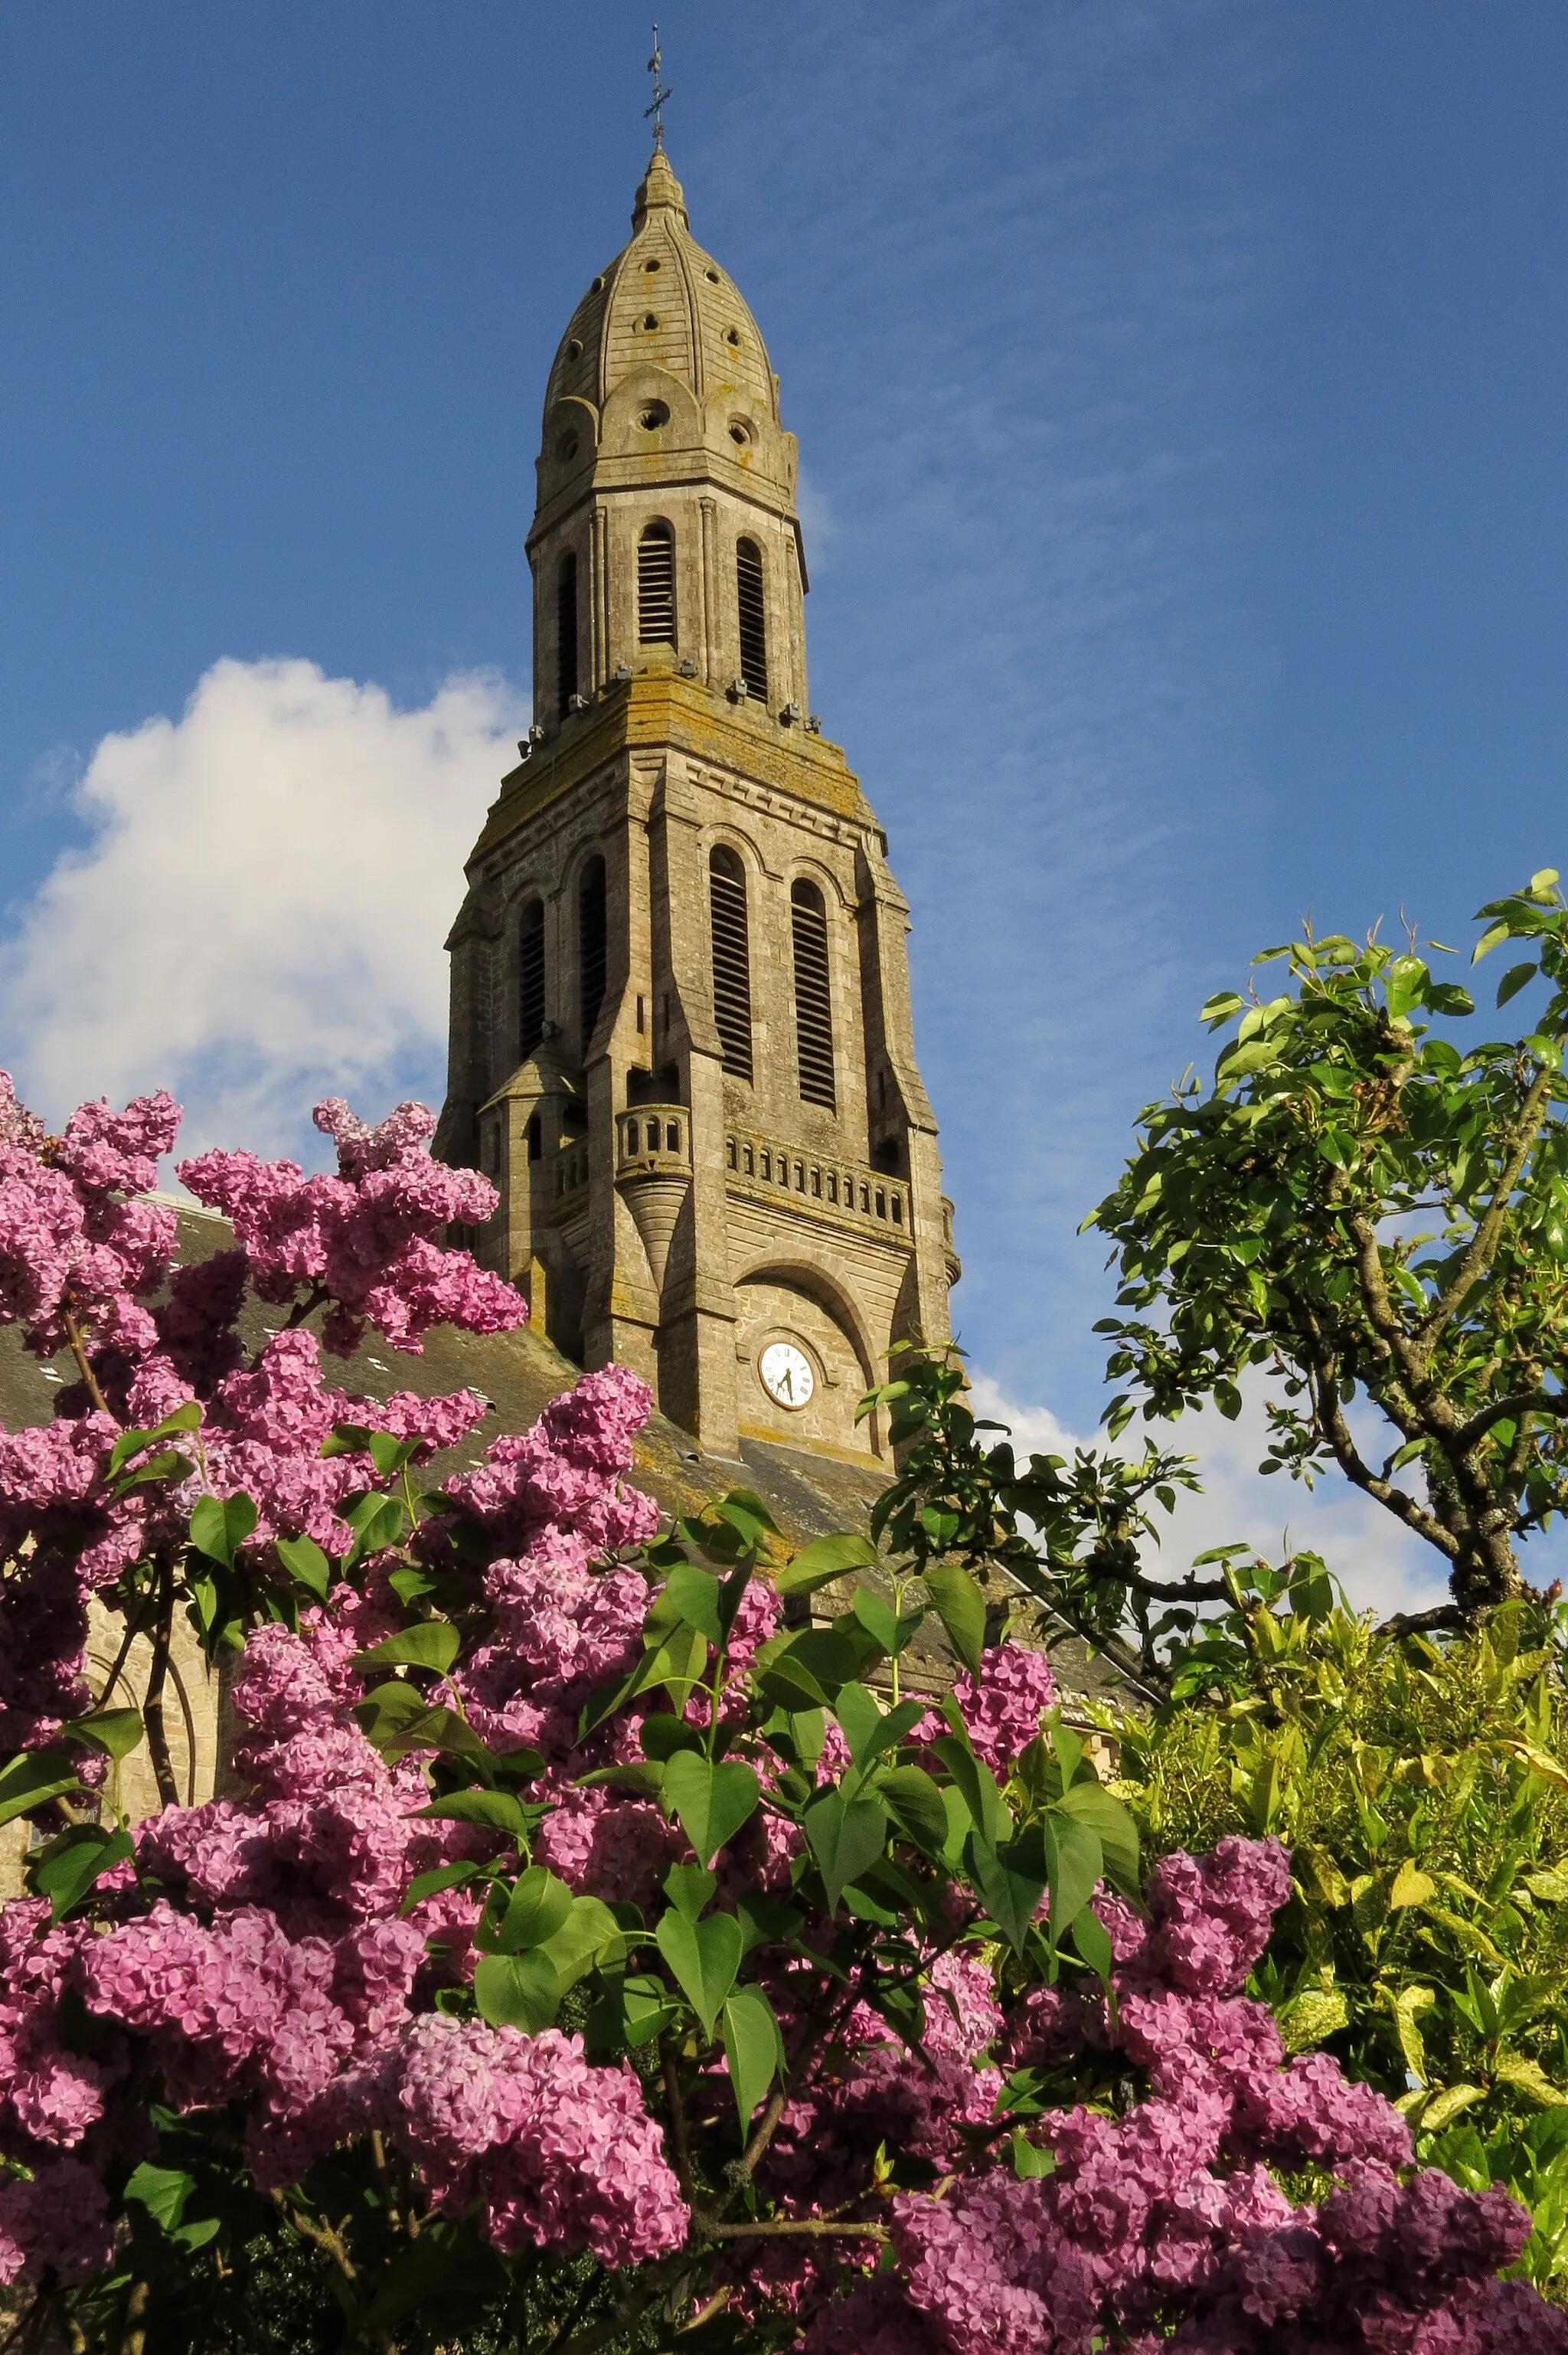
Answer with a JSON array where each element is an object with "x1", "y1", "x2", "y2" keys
[{"x1": 645, "y1": 24, "x2": 672, "y2": 149}]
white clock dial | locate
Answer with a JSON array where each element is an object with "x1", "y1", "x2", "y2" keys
[{"x1": 759, "y1": 1340, "x2": 815, "y2": 1408}]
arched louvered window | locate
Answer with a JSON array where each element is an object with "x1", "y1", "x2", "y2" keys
[
  {"x1": 518, "y1": 899, "x2": 546, "y2": 1061},
  {"x1": 639, "y1": 521, "x2": 676, "y2": 646},
  {"x1": 708, "y1": 846, "x2": 753, "y2": 1082},
  {"x1": 790, "y1": 878, "x2": 835, "y2": 1110},
  {"x1": 556, "y1": 551, "x2": 579, "y2": 719},
  {"x1": 736, "y1": 537, "x2": 769, "y2": 702},
  {"x1": 579, "y1": 856, "x2": 607, "y2": 1055}
]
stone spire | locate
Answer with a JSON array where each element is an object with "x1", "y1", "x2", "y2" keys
[
  {"x1": 631, "y1": 145, "x2": 688, "y2": 231},
  {"x1": 439, "y1": 144, "x2": 957, "y2": 1458}
]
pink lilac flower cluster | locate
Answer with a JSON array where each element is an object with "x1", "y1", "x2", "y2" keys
[
  {"x1": 910, "y1": 1639, "x2": 1057, "y2": 1772},
  {"x1": 0, "y1": 1359, "x2": 691, "y2": 2278},
  {"x1": 799, "y1": 1833, "x2": 1568, "y2": 2355},
  {"x1": 0, "y1": 1074, "x2": 523, "y2": 1748},
  {"x1": 178, "y1": 1096, "x2": 519, "y2": 1356}
]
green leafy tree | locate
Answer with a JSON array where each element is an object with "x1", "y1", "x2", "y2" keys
[{"x1": 1089, "y1": 868, "x2": 1568, "y2": 1625}]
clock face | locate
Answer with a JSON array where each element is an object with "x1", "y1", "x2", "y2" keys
[{"x1": 759, "y1": 1340, "x2": 815, "y2": 1409}]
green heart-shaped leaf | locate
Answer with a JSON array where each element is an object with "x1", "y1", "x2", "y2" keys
[
  {"x1": 664, "y1": 1863, "x2": 717, "y2": 1922},
  {"x1": 664, "y1": 1562, "x2": 724, "y2": 1644},
  {"x1": 189, "y1": 1492, "x2": 258, "y2": 1570},
  {"x1": 352, "y1": 1623, "x2": 460, "y2": 1677},
  {"x1": 342, "y1": 1492, "x2": 410, "y2": 1562},
  {"x1": 1053, "y1": 1781, "x2": 1140, "y2": 1894},
  {"x1": 474, "y1": 1948, "x2": 561, "y2": 2031},
  {"x1": 28, "y1": 1821, "x2": 134, "y2": 1921},
  {"x1": 495, "y1": 1866, "x2": 575, "y2": 1952},
  {"x1": 721, "y1": 1984, "x2": 783, "y2": 2128},
  {"x1": 0, "y1": 1745, "x2": 88, "y2": 1827},
  {"x1": 276, "y1": 1532, "x2": 332, "y2": 1601},
  {"x1": 921, "y1": 1563, "x2": 986, "y2": 1675},
  {"x1": 933, "y1": 1734, "x2": 1011, "y2": 1850},
  {"x1": 541, "y1": 1895, "x2": 625, "y2": 1988},
  {"x1": 63, "y1": 1709, "x2": 144, "y2": 1763},
  {"x1": 880, "y1": 1765, "x2": 949, "y2": 1856},
  {"x1": 124, "y1": 2161, "x2": 197, "y2": 2232},
  {"x1": 1043, "y1": 1810, "x2": 1103, "y2": 1944},
  {"x1": 804, "y1": 1791, "x2": 887, "y2": 1915},
  {"x1": 413, "y1": 1790, "x2": 531, "y2": 1838},
  {"x1": 662, "y1": 1752, "x2": 760, "y2": 1864},
  {"x1": 969, "y1": 1832, "x2": 1047, "y2": 1958},
  {"x1": 774, "y1": 1530, "x2": 879, "y2": 1596},
  {"x1": 655, "y1": 1906, "x2": 743, "y2": 2036}
]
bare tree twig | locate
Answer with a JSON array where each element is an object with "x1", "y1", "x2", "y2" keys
[{"x1": 63, "y1": 1303, "x2": 109, "y2": 1415}]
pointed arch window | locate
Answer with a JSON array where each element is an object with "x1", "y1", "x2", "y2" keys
[
  {"x1": 518, "y1": 899, "x2": 546, "y2": 1061},
  {"x1": 736, "y1": 537, "x2": 769, "y2": 702},
  {"x1": 708, "y1": 846, "x2": 753, "y2": 1082},
  {"x1": 639, "y1": 520, "x2": 676, "y2": 646},
  {"x1": 790, "y1": 878, "x2": 835, "y2": 1110},
  {"x1": 579, "y1": 855, "x2": 607, "y2": 1055},
  {"x1": 556, "y1": 551, "x2": 579, "y2": 719}
]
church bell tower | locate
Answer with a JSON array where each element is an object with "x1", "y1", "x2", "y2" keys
[{"x1": 438, "y1": 145, "x2": 958, "y2": 1462}]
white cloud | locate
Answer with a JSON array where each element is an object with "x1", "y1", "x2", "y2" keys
[
  {"x1": 793, "y1": 465, "x2": 839, "y2": 578},
  {"x1": 0, "y1": 658, "x2": 525, "y2": 1163},
  {"x1": 968, "y1": 1369, "x2": 1451, "y2": 1625}
]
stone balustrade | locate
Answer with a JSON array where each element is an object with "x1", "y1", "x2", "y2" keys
[{"x1": 724, "y1": 1129, "x2": 910, "y2": 1240}]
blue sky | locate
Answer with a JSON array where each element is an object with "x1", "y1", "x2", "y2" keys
[{"x1": 2, "y1": 3, "x2": 1565, "y2": 1605}]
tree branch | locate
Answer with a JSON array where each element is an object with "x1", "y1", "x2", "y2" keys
[
  {"x1": 282, "y1": 1281, "x2": 331, "y2": 1333},
  {"x1": 681, "y1": 2288, "x2": 731, "y2": 2334},
  {"x1": 118, "y1": 2280, "x2": 151, "y2": 2355},
  {"x1": 96, "y1": 1592, "x2": 153, "y2": 1712},
  {"x1": 1302, "y1": 1349, "x2": 1459, "y2": 1559},
  {"x1": 62, "y1": 1302, "x2": 109, "y2": 1415},
  {"x1": 1342, "y1": 1205, "x2": 1426, "y2": 1392},
  {"x1": 721, "y1": 1988, "x2": 852, "y2": 2202},
  {"x1": 1374, "y1": 1603, "x2": 1465, "y2": 1640},
  {"x1": 142, "y1": 1555, "x2": 180, "y2": 1810},
  {"x1": 1421, "y1": 1063, "x2": 1557, "y2": 1352},
  {"x1": 1452, "y1": 1389, "x2": 1568, "y2": 1454},
  {"x1": 698, "y1": 2217, "x2": 887, "y2": 2241},
  {"x1": 658, "y1": 2032, "x2": 697, "y2": 2199}
]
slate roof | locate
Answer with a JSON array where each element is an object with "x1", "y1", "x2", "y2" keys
[{"x1": 0, "y1": 1205, "x2": 1129, "y2": 1709}]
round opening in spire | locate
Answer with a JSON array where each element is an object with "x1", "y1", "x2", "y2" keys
[{"x1": 638, "y1": 401, "x2": 670, "y2": 431}]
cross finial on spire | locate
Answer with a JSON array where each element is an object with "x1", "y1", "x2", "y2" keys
[{"x1": 645, "y1": 23, "x2": 672, "y2": 149}]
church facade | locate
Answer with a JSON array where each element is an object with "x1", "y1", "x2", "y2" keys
[{"x1": 436, "y1": 147, "x2": 956, "y2": 1464}]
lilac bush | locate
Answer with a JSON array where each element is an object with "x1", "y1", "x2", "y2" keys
[{"x1": 0, "y1": 1072, "x2": 1563, "y2": 2351}]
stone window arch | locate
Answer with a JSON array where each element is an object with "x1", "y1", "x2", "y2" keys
[
  {"x1": 790, "y1": 878, "x2": 835, "y2": 1110},
  {"x1": 518, "y1": 898, "x2": 546, "y2": 1061},
  {"x1": 736, "y1": 536, "x2": 769, "y2": 702},
  {"x1": 708, "y1": 845, "x2": 753, "y2": 1081},
  {"x1": 638, "y1": 519, "x2": 677, "y2": 646},
  {"x1": 556, "y1": 551, "x2": 580, "y2": 718}
]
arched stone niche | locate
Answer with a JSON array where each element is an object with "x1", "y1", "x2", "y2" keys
[{"x1": 732, "y1": 1269, "x2": 880, "y2": 1458}]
